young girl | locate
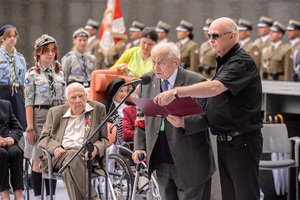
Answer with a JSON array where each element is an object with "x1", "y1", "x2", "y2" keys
[
  {"x1": 24, "y1": 34, "x2": 66, "y2": 200},
  {"x1": 0, "y1": 24, "x2": 27, "y2": 131}
]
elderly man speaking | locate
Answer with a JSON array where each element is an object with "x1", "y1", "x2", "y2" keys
[{"x1": 39, "y1": 82, "x2": 110, "y2": 200}]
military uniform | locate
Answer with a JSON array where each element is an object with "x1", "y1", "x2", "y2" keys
[
  {"x1": 62, "y1": 28, "x2": 96, "y2": 87},
  {"x1": 85, "y1": 19, "x2": 104, "y2": 69},
  {"x1": 261, "y1": 22, "x2": 293, "y2": 81},
  {"x1": 156, "y1": 20, "x2": 171, "y2": 43},
  {"x1": 292, "y1": 49, "x2": 300, "y2": 81},
  {"x1": 254, "y1": 16, "x2": 273, "y2": 51},
  {"x1": 238, "y1": 19, "x2": 261, "y2": 69},
  {"x1": 199, "y1": 18, "x2": 216, "y2": 78},
  {"x1": 125, "y1": 21, "x2": 144, "y2": 50},
  {"x1": 104, "y1": 42, "x2": 126, "y2": 67},
  {"x1": 176, "y1": 20, "x2": 199, "y2": 73}
]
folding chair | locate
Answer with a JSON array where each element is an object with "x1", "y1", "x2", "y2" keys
[{"x1": 259, "y1": 123, "x2": 300, "y2": 200}]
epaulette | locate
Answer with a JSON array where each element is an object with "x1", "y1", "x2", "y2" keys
[
  {"x1": 65, "y1": 52, "x2": 71, "y2": 57},
  {"x1": 27, "y1": 66, "x2": 36, "y2": 73}
]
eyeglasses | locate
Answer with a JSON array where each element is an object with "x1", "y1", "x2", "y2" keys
[{"x1": 208, "y1": 32, "x2": 232, "y2": 40}]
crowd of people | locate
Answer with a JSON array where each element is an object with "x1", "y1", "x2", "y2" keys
[{"x1": 0, "y1": 15, "x2": 299, "y2": 200}]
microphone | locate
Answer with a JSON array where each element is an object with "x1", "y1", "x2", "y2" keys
[{"x1": 123, "y1": 74, "x2": 151, "y2": 86}]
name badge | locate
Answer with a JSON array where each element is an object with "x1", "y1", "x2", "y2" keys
[
  {"x1": 39, "y1": 86, "x2": 47, "y2": 93},
  {"x1": 73, "y1": 70, "x2": 81, "y2": 75}
]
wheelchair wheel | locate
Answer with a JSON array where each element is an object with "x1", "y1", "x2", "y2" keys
[{"x1": 106, "y1": 153, "x2": 134, "y2": 200}]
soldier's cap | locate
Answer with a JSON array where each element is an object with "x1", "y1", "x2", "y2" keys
[
  {"x1": 287, "y1": 19, "x2": 300, "y2": 31},
  {"x1": 84, "y1": 19, "x2": 100, "y2": 30},
  {"x1": 106, "y1": 78, "x2": 125, "y2": 98},
  {"x1": 176, "y1": 20, "x2": 193, "y2": 32},
  {"x1": 0, "y1": 24, "x2": 16, "y2": 36},
  {"x1": 237, "y1": 19, "x2": 253, "y2": 31},
  {"x1": 257, "y1": 16, "x2": 273, "y2": 27},
  {"x1": 156, "y1": 20, "x2": 171, "y2": 33},
  {"x1": 73, "y1": 28, "x2": 90, "y2": 38},
  {"x1": 270, "y1": 21, "x2": 286, "y2": 34},
  {"x1": 34, "y1": 34, "x2": 56, "y2": 49},
  {"x1": 202, "y1": 18, "x2": 213, "y2": 31},
  {"x1": 129, "y1": 21, "x2": 145, "y2": 32}
]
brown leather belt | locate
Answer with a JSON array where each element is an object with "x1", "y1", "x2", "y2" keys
[
  {"x1": 0, "y1": 85, "x2": 21, "y2": 90},
  {"x1": 217, "y1": 132, "x2": 243, "y2": 141}
]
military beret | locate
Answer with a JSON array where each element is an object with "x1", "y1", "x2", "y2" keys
[
  {"x1": 176, "y1": 20, "x2": 193, "y2": 32},
  {"x1": 287, "y1": 19, "x2": 300, "y2": 31},
  {"x1": 34, "y1": 34, "x2": 56, "y2": 49},
  {"x1": 203, "y1": 18, "x2": 214, "y2": 31},
  {"x1": 237, "y1": 19, "x2": 253, "y2": 31},
  {"x1": 73, "y1": 28, "x2": 90, "y2": 38},
  {"x1": 106, "y1": 78, "x2": 125, "y2": 98},
  {"x1": 0, "y1": 24, "x2": 16, "y2": 36},
  {"x1": 129, "y1": 21, "x2": 145, "y2": 32},
  {"x1": 270, "y1": 21, "x2": 286, "y2": 34},
  {"x1": 257, "y1": 16, "x2": 273, "y2": 27},
  {"x1": 84, "y1": 19, "x2": 100, "y2": 30},
  {"x1": 156, "y1": 20, "x2": 171, "y2": 33}
]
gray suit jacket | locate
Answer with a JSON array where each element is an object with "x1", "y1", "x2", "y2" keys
[
  {"x1": 38, "y1": 100, "x2": 110, "y2": 175},
  {"x1": 134, "y1": 67, "x2": 215, "y2": 188}
]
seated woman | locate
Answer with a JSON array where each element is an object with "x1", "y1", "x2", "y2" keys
[
  {"x1": 100, "y1": 78, "x2": 134, "y2": 145},
  {"x1": 110, "y1": 27, "x2": 158, "y2": 78},
  {"x1": 0, "y1": 99, "x2": 24, "y2": 200}
]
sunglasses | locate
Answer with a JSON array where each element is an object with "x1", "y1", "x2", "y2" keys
[{"x1": 208, "y1": 32, "x2": 232, "y2": 40}]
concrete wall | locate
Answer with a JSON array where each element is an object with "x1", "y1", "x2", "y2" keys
[{"x1": 1, "y1": 0, "x2": 299, "y2": 67}]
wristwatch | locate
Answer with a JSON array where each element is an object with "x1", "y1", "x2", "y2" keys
[{"x1": 172, "y1": 88, "x2": 179, "y2": 99}]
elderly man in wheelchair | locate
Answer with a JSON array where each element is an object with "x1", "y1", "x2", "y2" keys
[{"x1": 38, "y1": 82, "x2": 110, "y2": 200}]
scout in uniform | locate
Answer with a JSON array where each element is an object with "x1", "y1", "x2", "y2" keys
[
  {"x1": 0, "y1": 24, "x2": 27, "y2": 131},
  {"x1": 254, "y1": 16, "x2": 273, "y2": 51},
  {"x1": 287, "y1": 19, "x2": 300, "y2": 80},
  {"x1": 85, "y1": 18, "x2": 104, "y2": 70},
  {"x1": 24, "y1": 34, "x2": 66, "y2": 200},
  {"x1": 237, "y1": 18, "x2": 261, "y2": 69},
  {"x1": 61, "y1": 28, "x2": 96, "y2": 87},
  {"x1": 155, "y1": 20, "x2": 171, "y2": 43},
  {"x1": 198, "y1": 18, "x2": 217, "y2": 79},
  {"x1": 175, "y1": 19, "x2": 199, "y2": 73},
  {"x1": 261, "y1": 21, "x2": 293, "y2": 81},
  {"x1": 124, "y1": 21, "x2": 145, "y2": 50}
]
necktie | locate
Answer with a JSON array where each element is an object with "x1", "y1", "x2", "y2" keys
[
  {"x1": 45, "y1": 68, "x2": 54, "y2": 101},
  {"x1": 82, "y1": 55, "x2": 88, "y2": 85},
  {"x1": 162, "y1": 79, "x2": 169, "y2": 92}
]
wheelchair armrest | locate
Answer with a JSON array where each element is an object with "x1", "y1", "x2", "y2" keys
[
  {"x1": 288, "y1": 136, "x2": 300, "y2": 166},
  {"x1": 41, "y1": 148, "x2": 54, "y2": 176}
]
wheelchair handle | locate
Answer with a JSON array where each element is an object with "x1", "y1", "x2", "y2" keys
[{"x1": 138, "y1": 152, "x2": 145, "y2": 161}]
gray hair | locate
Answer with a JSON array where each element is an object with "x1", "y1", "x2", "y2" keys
[
  {"x1": 65, "y1": 82, "x2": 86, "y2": 97},
  {"x1": 151, "y1": 42, "x2": 181, "y2": 59}
]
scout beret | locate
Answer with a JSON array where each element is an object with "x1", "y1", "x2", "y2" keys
[
  {"x1": 0, "y1": 24, "x2": 16, "y2": 36},
  {"x1": 73, "y1": 28, "x2": 90, "y2": 38},
  {"x1": 106, "y1": 78, "x2": 125, "y2": 98},
  {"x1": 257, "y1": 16, "x2": 273, "y2": 27},
  {"x1": 156, "y1": 20, "x2": 171, "y2": 33},
  {"x1": 84, "y1": 19, "x2": 100, "y2": 30},
  {"x1": 176, "y1": 20, "x2": 193, "y2": 32},
  {"x1": 129, "y1": 21, "x2": 145, "y2": 32},
  {"x1": 237, "y1": 19, "x2": 253, "y2": 31},
  {"x1": 203, "y1": 18, "x2": 213, "y2": 31},
  {"x1": 34, "y1": 34, "x2": 56, "y2": 49},
  {"x1": 270, "y1": 21, "x2": 286, "y2": 34},
  {"x1": 287, "y1": 19, "x2": 300, "y2": 31}
]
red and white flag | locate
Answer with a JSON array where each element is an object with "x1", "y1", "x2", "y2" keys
[{"x1": 98, "y1": 0, "x2": 127, "y2": 56}]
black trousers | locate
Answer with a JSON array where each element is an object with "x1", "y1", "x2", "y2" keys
[
  {"x1": 0, "y1": 144, "x2": 24, "y2": 192},
  {"x1": 217, "y1": 131, "x2": 263, "y2": 200}
]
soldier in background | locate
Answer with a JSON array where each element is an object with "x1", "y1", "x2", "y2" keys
[
  {"x1": 287, "y1": 19, "x2": 300, "y2": 80},
  {"x1": 155, "y1": 20, "x2": 171, "y2": 43},
  {"x1": 261, "y1": 21, "x2": 293, "y2": 81},
  {"x1": 62, "y1": 28, "x2": 96, "y2": 87},
  {"x1": 237, "y1": 19, "x2": 261, "y2": 69},
  {"x1": 198, "y1": 18, "x2": 217, "y2": 79},
  {"x1": 124, "y1": 21, "x2": 145, "y2": 50},
  {"x1": 292, "y1": 49, "x2": 300, "y2": 81},
  {"x1": 84, "y1": 19, "x2": 104, "y2": 69},
  {"x1": 254, "y1": 16, "x2": 273, "y2": 51},
  {"x1": 175, "y1": 20, "x2": 199, "y2": 73}
]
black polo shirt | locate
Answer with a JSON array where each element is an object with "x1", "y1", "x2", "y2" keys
[{"x1": 207, "y1": 43, "x2": 263, "y2": 135}]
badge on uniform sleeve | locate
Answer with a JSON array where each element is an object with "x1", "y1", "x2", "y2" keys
[
  {"x1": 25, "y1": 78, "x2": 30, "y2": 85},
  {"x1": 73, "y1": 70, "x2": 81, "y2": 75},
  {"x1": 290, "y1": 54, "x2": 294, "y2": 60},
  {"x1": 253, "y1": 50, "x2": 259, "y2": 56},
  {"x1": 39, "y1": 86, "x2": 47, "y2": 93},
  {"x1": 18, "y1": 69, "x2": 22, "y2": 75},
  {"x1": 98, "y1": 48, "x2": 102, "y2": 53},
  {"x1": 194, "y1": 49, "x2": 199, "y2": 55}
]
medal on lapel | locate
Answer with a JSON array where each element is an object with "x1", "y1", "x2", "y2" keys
[{"x1": 85, "y1": 116, "x2": 90, "y2": 131}]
